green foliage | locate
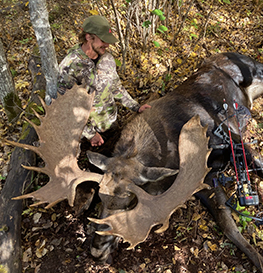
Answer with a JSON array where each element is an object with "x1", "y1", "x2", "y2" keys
[
  {"x1": 153, "y1": 41, "x2": 160, "y2": 47},
  {"x1": 22, "y1": 207, "x2": 34, "y2": 216},
  {"x1": 220, "y1": 0, "x2": 231, "y2": 3},
  {"x1": 115, "y1": 59, "x2": 122, "y2": 67},
  {"x1": 10, "y1": 67, "x2": 17, "y2": 77},
  {"x1": 173, "y1": 225, "x2": 193, "y2": 240},
  {"x1": 161, "y1": 73, "x2": 172, "y2": 93},
  {"x1": 152, "y1": 9, "x2": 166, "y2": 21},
  {"x1": 220, "y1": 242, "x2": 236, "y2": 256},
  {"x1": 51, "y1": 23, "x2": 61, "y2": 29},
  {"x1": 157, "y1": 25, "x2": 168, "y2": 34},
  {"x1": 0, "y1": 175, "x2": 6, "y2": 180},
  {"x1": 191, "y1": 19, "x2": 198, "y2": 29},
  {"x1": 152, "y1": 9, "x2": 167, "y2": 35},
  {"x1": 19, "y1": 37, "x2": 32, "y2": 44},
  {"x1": 239, "y1": 210, "x2": 252, "y2": 229},
  {"x1": 34, "y1": 105, "x2": 44, "y2": 114},
  {"x1": 142, "y1": 9, "x2": 167, "y2": 33},
  {"x1": 236, "y1": 202, "x2": 253, "y2": 232},
  {"x1": 4, "y1": 0, "x2": 19, "y2": 3},
  {"x1": 207, "y1": 22, "x2": 221, "y2": 34},
  {"x1": 189, "y1": 33, "x2": 198, "y2": 40},
  {"x1": 142, "y1": 20, "x2": 151, "y2": 28},
  {"x1": 164, "y1": 73, "x2": 171, "y2": 82},
  {"x1": 183, "y1": 18, "x2": 200, "y2": 41},
  {"x1": 255, "y1": 122, "x2": 263, "y2": 128},
  {"x1": 141, "y1": 9, "x2": 168, "y2": 48},
  {"x1": 161, "y1": 73, "x2": 172, "y2": 92}
]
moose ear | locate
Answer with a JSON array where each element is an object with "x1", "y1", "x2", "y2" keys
[
  {"x1": 86, "y1": 151, "x2": 109, "y2": 171},
  {"x1": 139, "y1": 166, "x2": 179, "y2": 184}
]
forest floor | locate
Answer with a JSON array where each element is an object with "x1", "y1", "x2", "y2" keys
[{"x1": 1, "y1": 0, "x2": 263, "y2": 272}]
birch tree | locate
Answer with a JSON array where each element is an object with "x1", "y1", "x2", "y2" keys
[
  {"x1": 29, "y1": 0, "x2": 59, "y2": 105},
  {"x1": 0, "y1": 38, "x2": 21, "y2": 121},
  {"x1": 0, "y1": 39, "x2": 15, "y2": 102}
]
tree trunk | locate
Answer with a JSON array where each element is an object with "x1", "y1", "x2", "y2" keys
[
  {"x1": 0, "y1": 55, "x2": 46, "y2": 273},
  {"x1": 29, "y1": 0, "x2": 59, "y2": 105},
  {"x1": 0, "y1": 38, "x2": 22, "y2": 122},
  {"x1": 0, "y1": 125, "x2": 37, "y2": 273},
  {"x1": 0, "y1": 38, "x2": 15, "y2": 102}
]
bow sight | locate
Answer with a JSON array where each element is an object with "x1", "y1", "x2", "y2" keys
[{"x1": 213, "y1": 100, "x2": 262, "y2": 222}]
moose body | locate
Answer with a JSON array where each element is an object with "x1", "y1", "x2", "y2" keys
[
  {"x1": 7, "y1": 52, "x2": 263, "y2": 270},
  {"x1": 87, "y1": 52, "x2": 263, "y2": 269}
]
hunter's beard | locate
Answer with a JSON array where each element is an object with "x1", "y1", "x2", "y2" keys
[{"x1": 92, "y1": 43, "x2": 107, "y2": 56}]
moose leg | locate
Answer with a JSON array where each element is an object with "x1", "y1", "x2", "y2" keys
[
  {"x1": 90, "y1": 223, "x2": 119, "y2": 263},
  {"x1": 90, "y1": 203, "x2": 122, "y2": 263},
  {"x1": 196, "y1": 172, "x2": 263, "y2": 272}
]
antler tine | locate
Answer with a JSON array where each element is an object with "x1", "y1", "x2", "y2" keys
[
  {"x1": 21, "y1": 165, "x2": 50, "y2": 175},
  {"x1": 31, "y1": 107, "x2": 44, "y2": 123},
  {"x1": 38, "y1": 95, "x2": 48, "y2": 113},
  {"x1": 45, "y1": 199, "x2": 65, "y2": 209},
  {"x1": 5, "y1": 139, "x2": 39, "y2": 155},
  {"x1": 89, "y1": 115, "x2": 211, "y2": 249},
  {"x1": 8, "y1": 84, "x2": 103, "y2": 209}
]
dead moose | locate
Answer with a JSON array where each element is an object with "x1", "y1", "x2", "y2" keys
[{"x1": 6, "y1": 52, "x2": 263, "y2": 271}]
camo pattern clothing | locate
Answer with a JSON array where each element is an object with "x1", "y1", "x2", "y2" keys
[{"x1": 57, "y1": 44, "x2": 140, "y2": 139}]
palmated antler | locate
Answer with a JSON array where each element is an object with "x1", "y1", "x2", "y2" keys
[
  {"x1": 5, "y1": 84, "x2": 102, "y2": 208},
  {"x1": 89, "y1": 115, "x2": 211, "y2": 249}
]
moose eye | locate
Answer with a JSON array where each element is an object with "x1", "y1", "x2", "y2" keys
[
  {"x1": 112, "y1": 171, "x2": 119, "y2": 177},
  {"x1": 113, "y1": 186, "x2": 122, "y2": 195},
  {"x1": 255, "y1": 66, "x2": 263, "y2": 77}
]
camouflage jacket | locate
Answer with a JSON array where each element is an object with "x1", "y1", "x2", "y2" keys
[{"x1": 57, "y1": 44, "x2": 140, "y2": 139}]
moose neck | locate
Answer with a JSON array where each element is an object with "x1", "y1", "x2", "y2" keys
[{"x1": 114, "y1": 110, "x2": 179, "y2": 169}]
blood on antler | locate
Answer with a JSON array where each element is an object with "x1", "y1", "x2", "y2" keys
[
  {"x1": 5, "y1": 84, "x2": 103, "y2": 208},
  {"x1": 89, "y1": 115, "x2": 211, "y2": 249}
]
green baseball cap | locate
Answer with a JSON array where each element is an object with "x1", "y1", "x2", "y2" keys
[{"x1": 82, "y1": 15, "x2": 118, "y2": 44}]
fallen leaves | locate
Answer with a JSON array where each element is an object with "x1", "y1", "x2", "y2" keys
[
  {"x1": 35, "y1": 239, "x2": 48, "y2": 258},
  {"x1": 15, "y1": 79, "x2": 30, "y2": 90},
  {"x1": 206, "y1": 241, "x2": 218, "y2": 252},
  {"x1": 190, "y1": 247, "x2": 199, "y2": 257}
]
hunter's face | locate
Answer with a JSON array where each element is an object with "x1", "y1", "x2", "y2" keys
[{"x1": 91, "y1": 35, "x2": 109, "y2": 56}]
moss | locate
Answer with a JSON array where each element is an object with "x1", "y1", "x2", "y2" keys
[
  {"x1": 32, "y1": 45, "x2": 40, "y2": 56},
  {"x1": 49, "y1": 4, "x2": 63, "y2": 22},
  {"x1": 20, "y1": 123, "x2": 31, "y2": 140},
  {"x1": 20, "y1": 119, "x2": 40, "y2": 140},
  {"x1": 3, "y1": 92, "x2": 22, "y2": 122}
]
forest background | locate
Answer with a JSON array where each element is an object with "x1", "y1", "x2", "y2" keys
[{"x1": 0, "y1": 0, "x2": 263, "y2": 272}]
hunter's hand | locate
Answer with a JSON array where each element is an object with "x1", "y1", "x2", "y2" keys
[
  {"x1": 138, "y1": 104, "x2": 151, "y2": 113},
  {"x1": 90, "y1": 132, "x2": 104, "y2": 147}
]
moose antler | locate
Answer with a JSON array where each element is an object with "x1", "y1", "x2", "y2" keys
[
  {"x1": 5, "y1": 84, "x2": 103, "y2": 208},
  {"x1": 89, "y1": 115, "x2": 211, "y2": 249}
]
